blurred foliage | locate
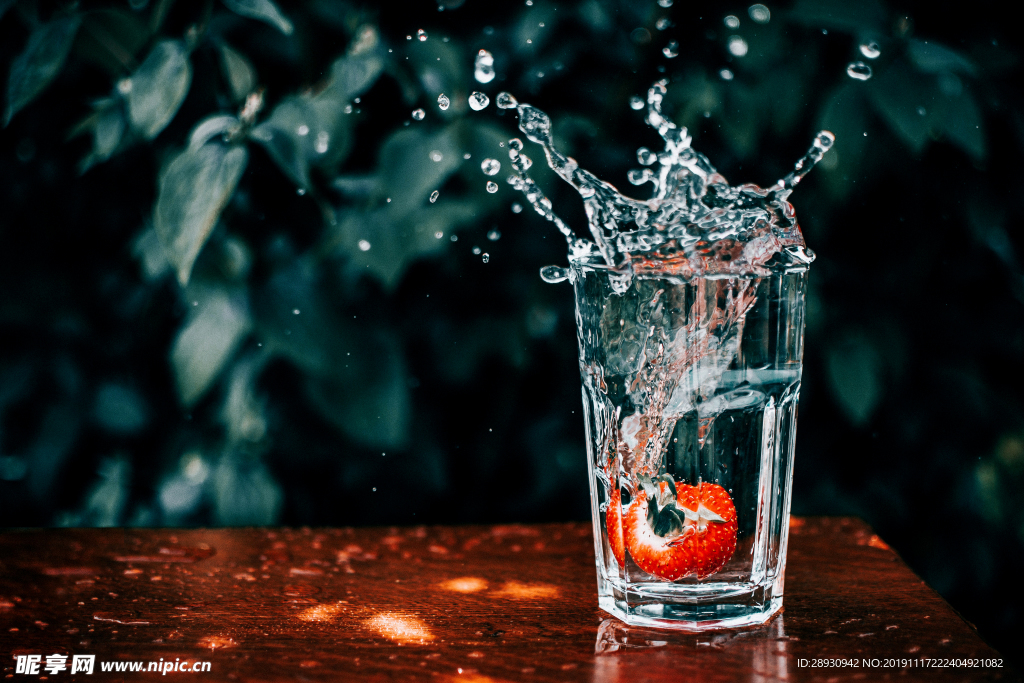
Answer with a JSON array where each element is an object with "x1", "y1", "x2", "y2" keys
[{"x1": 1, "y1": 0, "x2": 1023, "y2": 662}]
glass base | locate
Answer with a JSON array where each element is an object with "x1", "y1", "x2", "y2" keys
[{"x1": 598, "y1": 582, "x2": 783, "y2": 631}]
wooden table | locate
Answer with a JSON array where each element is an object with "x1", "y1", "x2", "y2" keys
[{"x1": 0, "y1": 518, "x2": 1014, "y2": 682}]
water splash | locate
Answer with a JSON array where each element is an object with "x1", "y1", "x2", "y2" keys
[
  {"x1": 506, "y1": 79, "x2": 833, "y2": 286},
  {"x1": 847, "y1": 62, "x2": 873, "y2": 80},
  {"x1": 469, "y1": 92, "x2": 490, "y2": 111},
  {"x1": 497, "y1": 92, "x2": 518, "y2": 109},
  {"x1": 437, "y1": 94, "x2": 450, "y2": 111},
  {"x1": 474, "y1": 50, "x2": 496, "y2": 84}
]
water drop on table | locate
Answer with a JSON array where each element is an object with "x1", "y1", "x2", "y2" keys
[
  {"x1": 486, "y1": 181, "x2": 499, "y2": 193},
  {"x1": 481, "y1": 158, "x2": 501, "y2": 176},
  {"x1": 412, "y1": 108, "x2": 426, "y2": 120},
  {"x1": 481, "y1": 253, "x2": 490, "y2": 263},
  {"x1": 846, "y1": 61, "x2": 872, "y2": 80},
  {"x1": 429, "y1": 191, "x2": 439, "y2": 203},
  {"x1": 539, "y1": 265, "x2": 569, "y2": 283},
  {"x1": 859, "y1": 42, "x2": 880, "y2": 59},
  {"x1": 662, "y1": 41, "x2": 679, "y2": 58},
  {"x1": 496, "y1": 92, "x2": 518, "y2": 109},
  {"x1": 629, "y1": 95, "x2": 644, "y2": 110},
  {"x1": 437, "y1": 94, "x2": 450, "y2": 111},
  {"x1": 469, "y1": 92, "x2": 490, "y2": 111},
  {"x1": 748, "y1": 4, "x2": 770, "y2": 23},
  {"x1": 474, "y1": 50, "x2": 496, "y2": 84}
]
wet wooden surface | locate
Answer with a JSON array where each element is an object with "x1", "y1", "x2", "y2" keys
[{"x1": 0, "y1": 518, "x2": 1014, "y2": 682}]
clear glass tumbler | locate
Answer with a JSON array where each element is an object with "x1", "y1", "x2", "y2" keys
[{"x1": 572, "y1": 254, "x2": 808, "y2": 630}]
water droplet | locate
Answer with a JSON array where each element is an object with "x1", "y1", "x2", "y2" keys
[
  {"x1": 539, "y1": 265, "x2": 569, "y2": 283},
  {"x1": 434, "y1": 231, "x2": 444, "y2": 239},
  {"x1": 430, "y1": 150, "x2": 444, "y2": 162},
  {"x1": 474, "y1": 50, "x2": 496, "y2": 84},
  {"x1": 486, "y1": 181, "x2": 499, "y2": 193},
  {"x1": 429, "y1": 190, "x2": 440, "y2": 203},
  {"x1": 487, "y1": 229, "x2": 501, "y2": 241},
  {"x1": 629, "y1": 95, "x2": 645, "y2": 110},
  {"x1": 627, "y1": 168, "x2": 652, "y2": 185},
  {"x1": 846, "y1": 62, "x2": 872, "y2": 80},
  {"x1": 358, "y1": 240, "x2": 371, "y2": 251},
  {"x1": 437, "y1": 94, "x2": 450, "y2": 111},
  {"x1": 481, "y1": 253, "x2": 490, "y2": 263},
  {"x1": 292, "y1": 309, "x2": 300, "y2": 315},
  {"x1": 417, "y1": 28, "x2": 428, "y2": 41},
  {"x1": 315, "y1": 131, "x2": 329, "y2": 154},
  {"x1": 637, "y1": 148, "x2": 657, "y2": 166},
  {"x1": 917, "y1": 106, "x2": 926, "y2": 116},
  {"x1": 481, "y1": 158, "x2": 501, "y2": 176},
  {"x1": 412, "y1": 108, "x2": 426, "y2": 120},
  {"x1": 296, "y1": 188, "x2": 306, "y2": 195},
  {"x1": 469, "y1": 91, "x2": 490, "y2": 111},
  {"x1": 720, "y1": 69, "x2": 734, "y2": 81},
  {"x1": 662, "y1": 41, "x2": 679, "y2": 58},
  {"x1": 748, "y1": 4, "x2": 770, "y2": 23},
  {"x1": 724, "y1": 14, "x2": 740, "y2": 29},
  {"x1": 728, "y1": 36, "x2": 749, "y2": 57},
  {"x1": 496, "y1": 92, "x2": 518, "y2": 109},
  {"x1": 297, "y1": 124, "x2": 310, "y2": 136},
  {"x1": 859, "y1": 41, "x2": 880, "y2": 59},
  {"x1": 463, "y1": 153, "x2": 472, "y2": 159},
  {"x1": 473, "y1": 246, "x2": 482, "y2": 255},
  {"x1": 511, "y1": 202, "x2": 523, "y2": 214},
  {"x1": 656, "y1": 17, "x2": 671, "y2": 31},
  {"x1": 450, "y1": 234, "x2": 458, "y2": 242},
  {"x1": 657, "y1": 0, "x2": 673, "y2": 6}
]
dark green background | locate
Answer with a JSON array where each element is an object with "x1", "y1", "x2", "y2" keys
[{"x1": 2, "y1": 0, "x2": 1021, "y2": 662}]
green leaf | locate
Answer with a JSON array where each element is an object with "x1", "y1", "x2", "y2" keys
[
  {"x1": 936, "y1": 83, "x2": 985, "y2": 160},
  {"x1": 126, "y1": 40, "x2": 192, "y2": 139},
  {"x1": 249, "y1": 97, "x2": 318, "y2": 189},
  {"x1": 76, "y1": 99, "x2": 127, "y2": 172},
  {"x1": 171, "y1": 288, "x2": 251, "y2": 405},
  {"x1": 378, "y1": 126, "x2": 462, "y2": 214},
  {"x1": 222, "y1": 0, "x2": 293, "y2": 35},
  {"x1": 154, "y1": 133, "x2": 248, "y2": 285},
  {"x1": 4, "y1": 14, "x2": 83, "y2": 126},
  {"x1": 219, "y1": 43, "x2": 256, "y2": 102},
  {"x1": 826, "y1": 333, "x2": 882, "y2": 426},
  {"x1": 212, "y1": 456, "x2": 281, "y2": 525},
  {"x1": 867, "y1": 60, "x2": 939, "y2": 153},
  {"x1": 907, "y1": 39, "x2": 978, "y2": 77}
]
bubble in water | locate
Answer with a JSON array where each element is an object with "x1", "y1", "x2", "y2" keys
[
  {"x1": 662, "y1": 41, "x2": 679, "y2": 58},
  {"x1": 496, "y1": 92, "x2": 518, "y2": 109},
  {"x1": 511, "y1": 202, "x2": 523, "y2": 213},
  {"x1": 430, "y1": 150, "x2": 444, "y2": 162},
  {"x1": 656, "y1": 17, "x2": 671, "y2": 31},
  {"x1": 748, "y1": 4, "x2": 770, "y2": 23},
  {"x1": 539, "y1": 265, "x2": 569, "y2": 283},
  {"x1": 637, "y1": 147, "x2": 657, "y2": 166},
  {"x1": 358, "y1": 240, "x2": 371, "y2": 251},
  {"x1": 481, "y1": 253, "x2": 490, "y2": 263},
  {"x1": 728, "y1": 36, "x2": 748, "y2": 57},
  {"x1": 657, "y1": 0, "x2": 673, "y2": 6},
  {"x1": 469, "y1": 91, "x2": 490, "y2": 111},
  {"x1": 481, "y1": 158, "x2": 501, "y2": 176},
  {"x1": 474, "y1": 50, "x2": 496, "y2": 84},
  {"x1": 417, "y1": 29, "x2": 428, "y2": 41},
  {"x1": 629, "y1": 96, "x2": 645, "y2": 110},
  {"x1": 859, "y1": 42, "x2": 881, "y2": 59},
  {"x1": 846, "y1": 62, "x2": 872, "y2": 80},
  {"x1": 429, "y1": 190, "x2": 440, "y2": 203},
  {"x1": 486, "y1": 181, "x2": 499, "y2": 193},
  {"x1": 437, "y1": 94, "x2": 450, "y2": 111},
  {"x1": 724, "y1": 14, "x2": 740, "y2": 28},
  {"x1": 412, "y1": 108, "x2": 426, "y2": 120},
  {"x1": 487, "y1": 229, "x2": 501, "y2": 240}
]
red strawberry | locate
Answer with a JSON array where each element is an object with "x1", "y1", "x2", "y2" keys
[
  {"x1": 606, "y1": 486, "x2": 626, "y2": 568},
  {"x1": 623, "y1": 474, "x2": 737, "y2": 581}
]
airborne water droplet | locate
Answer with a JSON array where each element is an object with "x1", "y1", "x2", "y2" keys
[
  {"x1": 437, "y1": 94, "x2": 450, "y2": 111},
  {"x1": 662, "y1": 41, "x2": 679, "y2": 58},
  {"x1": 637, "y1": 147, "x2": 657, "y2": 166},
  {"x1": 629, "y1": 96, "x2": 645, "y2": 110},
  {"x1": 728, "y1": 36, "x2": 748, "y2": 57},
  {"x1": 496, "y1": 92, "x2": 518, "y2": 109},
  {"x1": 358, "y1": 240, "x2": 371, "y2": 251},
  {"x1": 487, "y1": 229, "x2": 501, "y2": 241},
  {"x1": 846, "y1": 62, "x2": 873, "y2": 80},
  {"x1": 859, "y1": 42, "x2": 881, "y2": 59},
  {"x1": 748, "y1": 4, "x2": 770, "y2": 23},
  {"x1": 469, "y1": 92, "x2": 490, "y2": 111},
  {"x1": 539, "y1": 265, "x2": 569, "y2": 283},
  {"x1": 429, "y1": 190, "x2": 439, "y2": 203},
  {"x1": 417, "y1": 29, "x2": 428, "y2": 41},
  {"x1": 511, "y1": 202, "x2": 522, "y2": 214},
  {"x1": 434, "y1": 231, "x2": 444, "y2": 239},
  {"x1": 724, "y1": 14, "x2": 740, "y2": 28},
  {"x1": 481, "y1": 253, "x2": 490, "y2": 263},
  {"x1": 474, "y1": 50, "x2": 496, "y2": 84},
  {"x1": 486, "y1": 181, "x2": 499, "y2": 193},
  {"x1": 412, "y1": 108, "x2": 426, "y2": 120},
  {"x1": 656, "y1": 17, "x2": 671, "y2": 31},
  {"x1": 657, "y1": 0, "x2": 673, "y2": 6},
  {"x1": 481, "y1": 158, "x2": 501, "y2": 176},
  {"x1": 472, "y1": 246, "x2": 481, "y2": 255}
]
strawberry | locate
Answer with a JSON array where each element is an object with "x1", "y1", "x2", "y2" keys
[
  {"x1": 623, "y1": 474, "x2": 737, "y2": 581},
  {"x1": 606, "y1": 486, "x2": 626, "y2": 568}
]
